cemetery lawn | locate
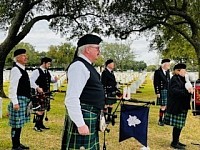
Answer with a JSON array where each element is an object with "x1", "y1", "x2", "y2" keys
[{"x1": 0, "y1": 73, "x2": 200, "y2": 150}]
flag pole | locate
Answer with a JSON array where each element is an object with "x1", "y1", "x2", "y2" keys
[
  {"x1": 105, "y1": 97, "x2": 155, "y2": 105},
  {"x1": 104, "y1": 97, "x2": 155, "y2": 126}
]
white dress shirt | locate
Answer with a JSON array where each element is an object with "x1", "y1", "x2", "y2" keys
[
  {"x1": 106, "y1": 67, "x2": 112, "y2": 73},
  {"x1": 65, "y1": 54, "x2": 91, "y2": 127},
  {"x1": 30, "y1": 66, "x2": 56, "y2": 89},
  {"x1": 162, "y1": 69, "x2": 167, "y2": 75},
  {"x1": 9, "y1": 62, "x2": 26, "y2": 105}
]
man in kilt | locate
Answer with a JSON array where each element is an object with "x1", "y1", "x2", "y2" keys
[
  {"x1": 164, "y1": 63, "x2": 193, "y2": 149},
  {"x1": 30, "y1": 57, "x2": 57, "y2": 132},
  {"x1": 8, "y1": 49, "x2": 30, "y2": 150},
  {"x1": 153, "y1": 59, "x2": 171, "y2": 126},
  {"x1": 101, "y1": 59, "x2": 121, "y2": 122},
  {"x1": 61, "y1": 34, "x2": 105, "y2": 150}
]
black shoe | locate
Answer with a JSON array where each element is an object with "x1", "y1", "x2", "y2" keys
[
  {"x1": 171, "y1": 143, "x2": 186, "y2": 149},
  {"x1": 20, "y1": 144, "x2": 29, "y2": 149},
  {"x1": 178, "y1": 142, "x2": 186, "y2": 147},
  {"x1": 40, "y1": 125, "x2": 50, "y2": 129},
  {"x1": 158, "y1": 121, "x2": 164, "y2": 126},
  {"x1": 12, "y1": 147, "x2": 23, "y2": 150},
  {"x1": 34, "y1": 126, "x2": 42, "y2": 132}
]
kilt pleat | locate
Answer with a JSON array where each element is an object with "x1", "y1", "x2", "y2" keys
[
  {"x1": 62, "y1": 106, "x2": 100, "y2": 150},
  {"x1": 164, "y1": 110, "x2": 188, "y2": 129},
  {"x1": 156, "y1": 89, "x2": 168, "y2": 106},
  {"x1": 8, "y1": 96, "x2": 30, "y2": 128}
]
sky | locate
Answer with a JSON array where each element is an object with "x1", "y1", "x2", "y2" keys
[{"x1": 0, "y1": 21, "x2": 159, "y2": 65}]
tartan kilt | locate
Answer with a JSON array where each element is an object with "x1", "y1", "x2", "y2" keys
[
  {"x1": 156, "y1": 89, "x2": 168, "y2": 106},
  {"x1": 105, "y1": 93, "x2": 117, "y2": 105},
  {"x1": 61, "y1": 105, "x2": 100, "y2": 150},
  {"x1": 164, "y1": 110, "x2": 188, "y2": 129},
  {"x1": 8, "y1": 96, "x2": 30, "y2": 128}
]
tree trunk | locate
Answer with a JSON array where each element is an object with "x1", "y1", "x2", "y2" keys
[
  {"x1": 193, "y1": 40, "x2": 200, "y2": 79},
  {"x1": 0, "y1": 42, "x2": 14, "y2": 98},
  {"x1": 0, "y1": 56, "x2": 7, "y2": 98},
  {"x1": 198, "y1": 57, "x2": 200, "y2": 79}
]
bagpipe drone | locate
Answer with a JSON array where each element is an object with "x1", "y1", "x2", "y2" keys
[{"x1": 27, "y1": 89, "x2": 65, "y2": 121}]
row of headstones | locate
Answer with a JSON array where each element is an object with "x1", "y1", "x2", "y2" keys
[
  {"x1": 107, "y1": 71, "x2": 147, "y2": 100},
  {"x1": 149, "y1": 71, "x2": 199, "y2": 82},
  {"x1": 114, "y1": 71, "x2": 141, "y2": 84},
  {"x1": 53, "y1": 72, "x2": 66, "y2": 91},
  {"x1": 1, "y1": 71, "x2": 146, "y2": 118},
  {"x1": 121, "y1": 72, "x2": 147, "y2": 100},
  {"x1": 51, "y1": 71, "x2": 147, "y2": 96}
]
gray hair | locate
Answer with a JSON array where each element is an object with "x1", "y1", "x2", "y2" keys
[
  {"x1": 77, "y1": 45, "x2": 87, "y2": 56},
  {"x1": 13, "y1": 57, "x2": 17, "y2": 62}
]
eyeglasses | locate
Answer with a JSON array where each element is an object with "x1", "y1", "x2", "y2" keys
[{"x1": 89, "y1": 46, "x2": 100, "y2": 51}]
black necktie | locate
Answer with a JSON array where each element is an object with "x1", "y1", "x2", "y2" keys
[
  {"x1": 44, "y1": 70, "x2": 50, "y2": 89},
  {"x1": 165, "y1": 71, "x2": 169, "y2": 78}
]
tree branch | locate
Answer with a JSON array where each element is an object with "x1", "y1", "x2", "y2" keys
[
  {"x1": 119, "y1": 21, "x2": 164, "y2": 39},
  {"x1": 173, "y1": 21, "x2": 188, "y2": 25},
  {"x1": 163, "y1": 22, "x2": 195, "y2": 47},
  {"x1": 16, "y1": 14, "x2": 62, "y2": 41},
  {"x1": 73, "y1": 13, "x2": 101, "y2": 19},
  {"x1": 16, "y1": 12, "x2": 100, "y2": 41},
  {"x1": 168, "y1": 9, "x2": 200, "y2": 33},
  {"x1": 181, "y1": 0, "x2": 188, "y2": 11},
  {"x1": 174, "y1": 0, "x2": 178, "y2": 8},
  {"x1": 30, "y1": 0, "x2": 43, "y2": 9},
  {"x1": 138, "y1": 22, "x2": 163, "y2": 32},
  {"x1": 7, "y1": 1, "x2": 33, "y2": 40},
  {"x1": 160, "y1": 0, "x2": 169, "y2": 12},
  {"x1": 158, "y1": 0, "x2": 196, "y2": 31}
]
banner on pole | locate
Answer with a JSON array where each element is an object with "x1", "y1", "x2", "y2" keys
[{"x1": 119, "y1": 104, "x2": 149, "y2": 147}]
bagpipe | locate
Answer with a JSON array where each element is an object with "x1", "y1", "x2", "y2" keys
[
  {"x1": 30, "y1": 89, "x2": 53, "y2": 111},
  {"x1": 101, "y1": 96, "x2": 155, "y2": 150},
  {"x1": 27, "y1": 89, "x2": 66, "y2": 121},
  {"x1": 30, "y1": 89, "x2": 66, "y2": 110}
]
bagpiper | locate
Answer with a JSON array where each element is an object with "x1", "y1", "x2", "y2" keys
[
  {"x1": 8, "y1": 49, "x2": 30, "y2": 150},
  {"x1": 153, "y1": 59, "x2": 171, "y2": 126},
  {"x1": 30, "y1": 57, "x2": 57, "y2": 131}
]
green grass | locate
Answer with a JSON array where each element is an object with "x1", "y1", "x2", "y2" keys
[{"x1": 0, "y1": 74, "x2": 200, "y2": 150}]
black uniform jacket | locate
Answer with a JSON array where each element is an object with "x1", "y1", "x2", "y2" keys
[
  {"x1": 167, "y1": 75, "x2": 191, "y2": 115},
  {"x1": 101, "y1": 68, "x2": 117, "y2": 95},
  {"x1": 153, "y1": 67, "x2": 170, "y2": 94}
]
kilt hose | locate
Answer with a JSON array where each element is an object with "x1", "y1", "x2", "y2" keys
[
  {"x1": 164, "y1": 110, "x2": 188, "y2": 129},
  {"x1": 8, "y1": 96, "x2": 30, "y2": 128},
  {"x1": 156, "y1": 89, "x2": 168, "y2": 106},
  {"x1": 61, "y1": 104, "x2": 100, "y2": 150}
]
